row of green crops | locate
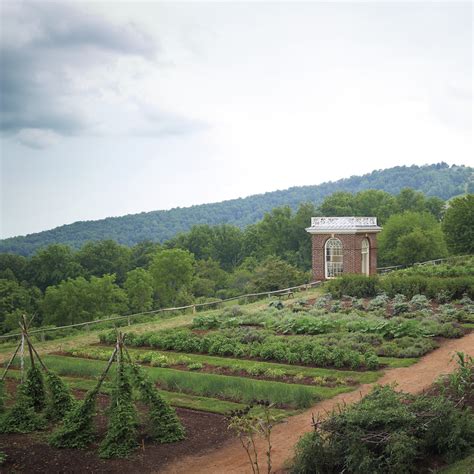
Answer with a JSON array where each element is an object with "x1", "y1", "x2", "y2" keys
[
  {"x1": 4, "y1": 369, "x2": 289, "y2": 418},
  {"x1": 11, "y1": 355, "x2": 349, "y2": 409},
  {"x1": 191, "y1": 308, "x2": 467, "y2": 338},
  {"x1": 99, "y1": 328, "x2": 381, "y2": 369},
  {"x1": 63, "y1": 346, "x2": 382, "y2": 385}
]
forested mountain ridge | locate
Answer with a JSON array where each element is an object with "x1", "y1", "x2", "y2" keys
[{"x1": 2, "y1": 163, "x2": 472, "y2": 256}]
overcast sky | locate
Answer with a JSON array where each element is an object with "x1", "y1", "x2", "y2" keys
[{"x1": 0, "y1": 0, "x2": 472, "y2": 239}]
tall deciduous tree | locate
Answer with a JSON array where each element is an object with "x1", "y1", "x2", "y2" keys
[
  {"x1": 378, "y1": 212, "x2": 448, "y2": 266},
  {"x1": 76, "y1": 240, "x2": 131, "y2": 284},
  {"x1": 42, "y1": 274, "x2": 127, "y2": 326},
  {"x1": 27, "y1": 244, "x2": 83, "y2": 291},
  {"x1": 124, "y1": 268, "x2": 154, "y2": 313},
  {"x1": 442, "y1": 194, "x2": 474, "y2": 255},
  {"x1": 149, "y1": 249, "x2": 195, "y2": 307}
]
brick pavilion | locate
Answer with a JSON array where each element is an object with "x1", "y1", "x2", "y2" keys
[{"x1": 306, "y1": 217, "x2": 382, "y2": 281}]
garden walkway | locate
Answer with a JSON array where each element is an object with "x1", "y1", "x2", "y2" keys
[{"x1": 162, "y1": 331, "x2": 474, "y2": 474}]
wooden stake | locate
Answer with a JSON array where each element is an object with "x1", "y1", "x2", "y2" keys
[
  {"x1": 24, "y1": 333, "x2": 48, "y2": 373},
  {"x1": 0, "y1": 339, "x2": 22, "y2": 382}
]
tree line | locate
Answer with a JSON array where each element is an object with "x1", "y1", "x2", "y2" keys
[
  {"x1": 1, "y1": 163, "x2": 472, "y2": 256},
  {"x1": 0, "y1": 189, "x2": 472, "y2": 333}
]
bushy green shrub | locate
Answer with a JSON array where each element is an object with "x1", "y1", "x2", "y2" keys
[
  {"x1": 49, "y1": 388, "x2": 98, "y2": 448},
  {"x1": 291, "y1": 385, "x2": 474, "y2": 474},
  {"x1": 382, "y1": 275, "x2": 474, "y2": 300},
  {"x1": 410, "y1": 294, "x2": 429, "y2": 310},
  {"x1": 0, "y1": 389, "x2": 46, "y2": 433},
  {"x1": 326, "y1": 275, "x2": 380, "y2": 298}
]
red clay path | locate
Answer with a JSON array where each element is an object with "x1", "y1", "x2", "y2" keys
[{"x1": 162, "y1": 331, "x2": 474, "y2": 474}]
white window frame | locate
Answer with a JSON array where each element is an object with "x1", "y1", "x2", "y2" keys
[
  {"x1": 361, "y1": 238, "x2": 370, "y2": 276},
  {"x1": 325, "y1": 238, "x2": 343, "y2": 279}
]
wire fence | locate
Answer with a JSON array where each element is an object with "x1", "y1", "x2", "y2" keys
[
  {"x1": 376, "y1": 255, "x2": 472, "y2": 274},
  {"x1": 0, "y1": 281, "x2": 322, "y2": 342}
]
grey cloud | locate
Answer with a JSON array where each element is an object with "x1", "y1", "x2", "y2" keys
[{"x1": 0, "y1": 2, "x2": 158, "y2": 146}]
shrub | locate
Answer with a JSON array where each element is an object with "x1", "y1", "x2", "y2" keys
[
  {"x1": 0, "y1": 389, "x2": 46, "y2": 433},
  {"x1": 291, "y1": 385, "x2": 474, "y2": 474},
  {"x1": 326, "y1": 274, "x2": 380, "y2": 298},
  {"x1": 382, "y1": 275, "x2": 474, "y2": 300},
  {"x1": 410, "y1": 294, "x2": 429, "y2": 310}
]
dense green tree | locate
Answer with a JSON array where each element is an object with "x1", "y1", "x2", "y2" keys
[
  {"x1": 378, "y1": 212, "x2": 448, "y2": 266},
  {"x1": 192, "y1": 259, "x2": 228, "y2": 297},
  {"x1": 76, "y1": 240, "x2": 131, "y2": 284},
  {"x1": 442, "y1": 194, "x2": 474, "y2": 255},
  {"x1": 0, "y1": 253, "x2": 28, "y2": 281},
  {"x1": 42, "y1": 274, "x2": 127, "y2": 326},
  {"x1": 27, "y1": 244, "x2": 83, "y2": 291},
  {"x1": 395, "y1": 188, "x2": 427, "y2": 214},
  {"x1": 0, "y1": 279, "x2": 42, "y2": 332},
  {"x1": 352, "y1": 190, "x2": 397, "y2": 224},
  {"x1": 124, "y1": 268, "x2": 154, "y2": 313},
  {"x1": 319, "y1": 192, "x2": 355, "y2": 216},
  {"x1": 149, "y1": 249, "x2": 195, "y2": 307},
  {"x1": 130, "y1": 241, "x2": 161, "y2": 269},
  {"x1": 168, "y1": 224, "x2": 243, "y2": 271},
  {"x1": 250, "y1": 256, "x2": 309, "y2": 292}
]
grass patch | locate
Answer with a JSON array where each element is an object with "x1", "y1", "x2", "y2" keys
[{"x1": 378, "y1": 356, "x2": 419, "y2": 368}]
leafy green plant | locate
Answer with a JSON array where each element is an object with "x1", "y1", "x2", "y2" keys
[
  {"x1": 0, "y1": 389, "x2": 46, "y2": 433},
  {"x1": 49, "y1": 388, "x2": 99, "y2": 448},
  {"x1": 44, "y1": 371, "x2": 76, "y2": 421},
  {"x1": 99, "y1": 363, "x2": 138, "y2": 458},
  {"x1": 22, "y1": 366, "x2": 46, "y2": 412},
  {"x1": 227, "y1": 401, "x2": 277, "y2": 474},
  {"x1": 410, "y1": 294, "x2": 429, "y2": 310},
  {"x1": 188, "y1": 362, "x2": 203, "y2": 371},
  {"x1": 291, "y1": 385, "x2": 474, "y2": 474},
  {"x1": 130, "y1": 363, "x2": 185, "y2": 443}
]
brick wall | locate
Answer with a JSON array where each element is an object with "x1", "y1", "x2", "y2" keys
[{"x1": 311, "y1": 232, "x2": 378, "y2": 281}]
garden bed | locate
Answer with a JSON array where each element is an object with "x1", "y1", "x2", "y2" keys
[{"x1": 0, "y1": 380, "x2": 232, "y2": 473}]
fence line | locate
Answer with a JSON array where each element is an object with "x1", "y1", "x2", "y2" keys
[
  {"x1": 0, "y1": 281, "x2": 321, "y2": 341},
  {"x1": 377, "y1": 254, "x2": 472, "y2": 274}
]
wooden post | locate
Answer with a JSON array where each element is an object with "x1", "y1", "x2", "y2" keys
[{"x1": 192, "y1": 305, "x2": 196, "y2": 314}]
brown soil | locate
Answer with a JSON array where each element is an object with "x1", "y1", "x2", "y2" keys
[
  {"x1": 161, "y1": 330, "x2": 474, "y2": 474},
  {"x1": 0, "y1": 386, "x2": 232, "y2": 474}
]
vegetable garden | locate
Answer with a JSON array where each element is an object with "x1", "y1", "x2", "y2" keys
[{"x1": 0, "y1": 268, "x2": 473, "y2": 472}]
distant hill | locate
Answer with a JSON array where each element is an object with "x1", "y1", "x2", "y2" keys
[{"x1": 1, "y1": 163, "x2": 472, "y2": 256}]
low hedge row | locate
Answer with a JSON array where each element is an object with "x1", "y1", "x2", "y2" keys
[{"x1": 327, "y1": 274, "x2": 474, "y2": 300}]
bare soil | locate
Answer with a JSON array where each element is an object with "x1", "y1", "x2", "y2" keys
[
  {"x1": 162, "y1": 330, "x2": 474, "y2": 474},
  {"x1": 0, "y1": 387, "x2": 232, "y2": 474}
]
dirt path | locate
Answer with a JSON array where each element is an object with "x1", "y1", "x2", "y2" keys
[{"x1": 162, "y1": 331, "x2": 474, "y2": 474}]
